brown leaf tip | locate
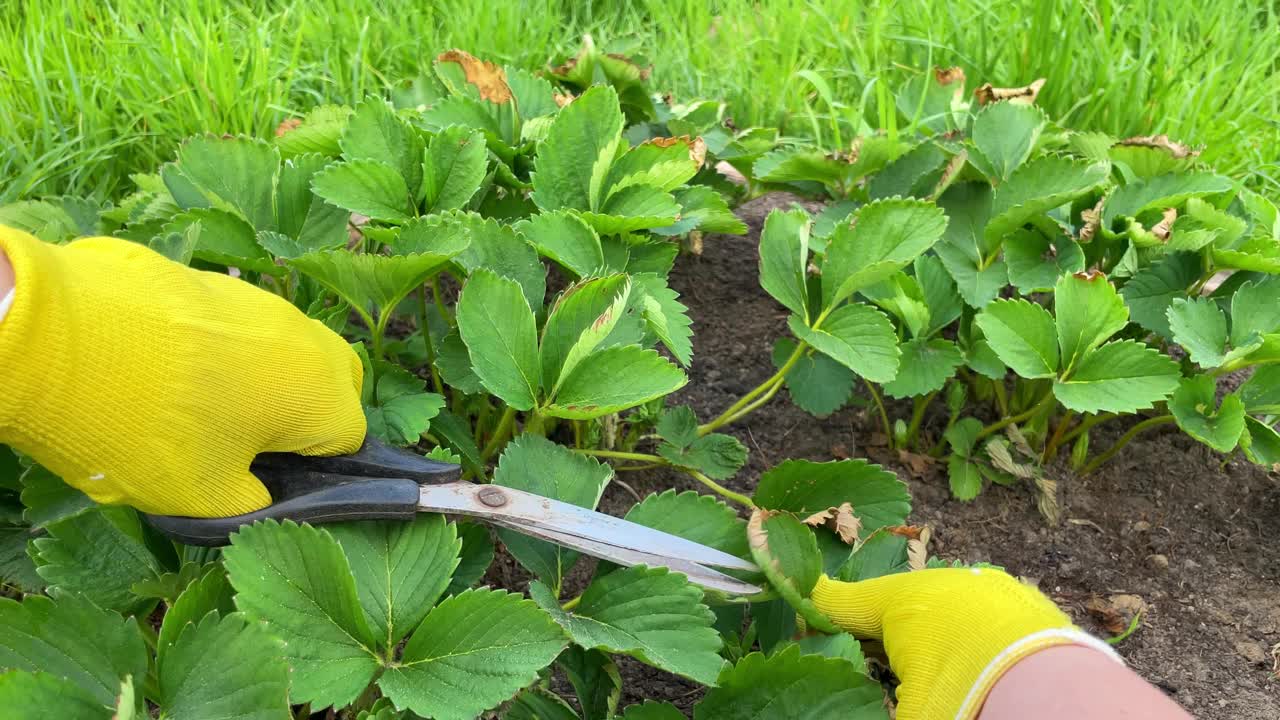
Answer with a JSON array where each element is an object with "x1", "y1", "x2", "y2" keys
[
  {"x1": 974, "y1": 78, "x2": 1046, "y2": 105},
  {"x1": 1117, "y1": 134, "x2": 1200, "y2": 159},
  {"x1": 437, "y1": 49, "x2": 513, "y2": 104},
  {"x1": 645, "y1": 135, "x2": 708, "y2": 169},
  {"x1": 274, "y1": 117, "x2": 302, "y2": 137},
  {"x1": 934, "y1": 66, "x2": 966, "y2": 86},
  {"x1": 802, "y1": 503, "x2": 862, "y2": 545},
  {"x1": 1073, "y1": 269, "x2": 1107, "y2": 282}
]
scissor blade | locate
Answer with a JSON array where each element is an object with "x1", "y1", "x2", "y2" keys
[
  {"x1": 418, "y1": 482, "x2": 759, "y2": 573},
  {"x1": 484, "y1": 516, "x2": 760, "y2": 595}
]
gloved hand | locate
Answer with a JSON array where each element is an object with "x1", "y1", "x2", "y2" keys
[
  {"x1": 810, "y1": 567, "x2": 1121, "y2": 720},
  {"x1": 0, "y1": 226, "x2": 366, "y2": 517}
]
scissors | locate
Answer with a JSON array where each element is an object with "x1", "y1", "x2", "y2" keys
[{"x1": 144, "y1": 434, "x2": 761, "y2": 595}]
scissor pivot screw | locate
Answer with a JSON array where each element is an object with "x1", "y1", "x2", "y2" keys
[{"x1": 477, "y1": 486, "x2": 508, "y2": 508}]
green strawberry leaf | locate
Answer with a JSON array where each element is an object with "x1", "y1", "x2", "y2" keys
[
  {"x1": 1241, "y1": 416, "x2": 1280, "y2": 467},
  {"x1": 450, "y1": 213, "x2": 547, "y2": 309},
  {"x1": 985, "y1": 156, "x2": 1109, "y2": 243},
  {"x1": 1168, "y1": 297, "x2": 1230, "y2": 367},
  {"x1": 758, "y1": 208, "x2": 811, "y2": 321},
  {"x1": 945, "y1": 417, "x2": 986, "y2": 501},
  {"x1": 32, "y1": 507, "x2": 162, "y2": 613},
  {"x1": 633, "y1": 273, "x2": 695, "y2": 366},
  {"x1": 544, "y1": 346, "x2": 687, "y2": 420},
  {"x1": 275, "y1": 152, "x2": 350, "y2": 249},
  {"x1": 622, "y1": 489, "x2": 750, "y2": 560},
  {"x1": 970, "y1": 102, "x2": 1046, "y2": 181},
  {"x1": 821, "y1": 198, "x2": 948, "y2": 308},
  {"x1": 494, "y1": 435, "x2": 612, "y2": 589},
  {"x1": 1239, "y1": 366, "x2": 1280, "y2": 414},
  {"x1": 0, "y1": 527, "x2": 44, "y2": 593},
  {"x1": 1119, "y1": 252, "x2": 1201, "y2": 338},
  {"x1": 657, "y1": 426, "x2": 748, "y2": 481},
  {"x1": 171, "y1": 135, "x2": 279, "y2": 230},
  {"x1": 868, "y1": 141, "x2": 949, "y2": 199},
  {"x1": 1004, "y1": 229, "x2": 1085, "y2": 293},
  {"x1": 517, "y1": 210, "x2": 604, "y2": 278},
  {"x1": 540, "y1": 274, "x2": 630, "y2": 392},
  {"x1": 341, "y1": 98, "x2": 425, "y2": 197},
  {"x1": 292, "y1": 248, "x2": 461, "y2": 325},
  {"x1": 158, "y1": 612, "x2": 290, "y2": 720},
  {"x1": 377, "y1": 589, "x2": 567, "y2": 720},
  {"x1": 1053, "y1": 340, "x2": 1180, "y2": 413},
  {"x1": 754, "y1": 459, "x2": 910, "y2": 535},
  {"x1": 1055, "y1": 271, "x2": 1129, "y2": 370},
  {"x1": 581, "y1": 184, "x2": 681, "y2": 234},
  {"x1": 311, "y1": 159, "x2": 413, "y2": 223},
  {"x1": 223, "y1": 520, "x2": 379, "y2": 709},
  {"x1": 20, "y1": 464, "x2": 93, "y2": 529},
  {"x1": 772, "y1": 338, "x2": 855, "y2": 417},
  {"x1": 1102, "y1": 173, "x2": 1235, "y2": 227},
  {"x1": 163, "y1": 208, "x2": 280, "y2": 275},
  {"x1": 532, "y1": 85, "x2": 625, "y2": 212},
  {"x1": 974, "y1": 299, "x2": 1059, "y2": 378},
  {"x1": 935, "y1": 241, "x2": 1008, "y2": 308},
  {"x1": 557, "y1": 646, "x2": 622, "y2": 720},
  {"x1": 329, "y1": 514, "x2": 461, "y2": 648},
  {"x1": 155, "y1": 565, "x2": 235, "y2": 657},
  {"x1": 747, "y1": 510, "x2": 836, "y2": 633},
  {"x1": 445, "y1": 521, "x2": 494, "y2": 597},
  {"x1": 654, "y1": 186, "x2": 748, "y2": 236},
  {"x1": 364, "y1": 363, "x2": 445, "y2": 446},
  {"x1": 531, "y1": 565, "x2": 724, "y2": 685},
  {"x1": 694, "y1": 645, "x2": 887, "y2": 720},
  {"x1": 0, "y1": 671, "x2": 112, "y2": 720},
  {"x1": 1169, "y1": 375, "x2": 1246, "y2": 453},
  {"x1": 914, "y1": 254, "x2": 964, "y2": 337},
  {"x1": 0, "y1": 594, "x2": 147, "y2": 707},
  {"x1": 605, "y1": 137, "x2": 700, "y2": 196},
  {"x1": 276, "y1": 105, "x2": 352, "y2": 157},
  {"x1": 1230, "y1": 277, "x2": 1280, "y2": 348},
  {"x1": 882, "y1": 338, "x2": 964, "y2": 398},
  {"x1": 421, "y1": 125, "x2": 488, "y2": 213},
  {"x1": 789, "y1": 304, "x2": 900, "y2": 383},
  {"x1": 457, "y1": 269, "x2": 542, "y2": 410}
]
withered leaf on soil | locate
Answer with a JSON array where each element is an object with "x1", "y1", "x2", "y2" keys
[
  {"x1": 437, "y1": 49, "x2": 513, "y2": 103},
  {"x1": 897, "y1": 449, "x2": 935, "y2": 479},
  {"x1": 1085, "y1": 594, "x2": 1147, "y2": 634},
  {"x1": 1117, "y1": 134, "x2": 1200, "y2": 159},
  {"x1": 802, "y1": 503, "x2": 862, "y2": 544},
  {"x1": 1151, "y1": 208, "x2": 1177, "y2": 241},
  {"x1": 974, "y1": 78, "x2": 1046, "y2": 105},
  {"x1": 934, "y1": 66, "x2": 965, "y2": 86},
  {"x1": 906, "y1": 526, "x2": 930, "y2": 570}
]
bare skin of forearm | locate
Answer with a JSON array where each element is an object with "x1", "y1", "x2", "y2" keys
[
  {"x1": 980, "y1": 646, "x2": 1192, "y2": 719},
  {"x1": 0, "y1": 248, "x2": 12, "y2": 295}
]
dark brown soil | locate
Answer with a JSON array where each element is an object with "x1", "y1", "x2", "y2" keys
[{"x1": 625, "y1": 193, "x2": 1278, "y2": 717}]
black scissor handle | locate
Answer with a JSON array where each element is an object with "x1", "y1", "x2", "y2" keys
[{"x1": 144, "y1": 435, "x2": 461, "y2": 546}]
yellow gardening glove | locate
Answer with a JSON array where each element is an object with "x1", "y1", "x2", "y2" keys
[
  {"x1": 0, "y1": 226, "x2": 366, "y2": 517},
  {"x1": 811, "y1": 567, "x2": 1121, "y2": 720}
]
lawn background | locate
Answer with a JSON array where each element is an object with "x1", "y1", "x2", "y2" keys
[{"x1": 2, "y1": 0, "x2": 1277, "y2": 202}]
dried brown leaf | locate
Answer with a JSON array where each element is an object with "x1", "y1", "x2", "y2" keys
[
  {"x1": 906, "y1": 526, "x2": 931, "y2": 571},
  {"x1": 606, "y1": 52, "x2": 652, "y2": 80},
  {"x1": 1035, "y1": 474, "x2": 1059, "y2": 525},
  {"x1": 1078, "y1": 198, "x2": 1104, "y2": 244},
  {"x1": 985, "y1": 438, "x2": 1036, "y2": 479},
  {"x1": 436, "y1": 49, "x2": 513, "y2": 104},
  {"x1": 934, "y1": 66, "x2": 966, "y2": 86},
  {"x1": 553, "y1": 92, "x2": 575, "y2": 108},
  {"x1": 897, "y1": 449, "x2": 935, "y2": 478},
  {"x1": 930, "y1": 150, "x2": 969, "y2": 200},
  {"x1": 1151, "y1": 208, "x2": 1177, "y2": 241},
  {"x1": 1117, "y1": 134, "x2": 1200, "y2": 159},
  {"x1": 884, "y1": 525, "x2": 926, "y2": 541},
  {"x1": 274, "y1": 117, "x2": 302, "y2": 137},
  {"x1": 646, "y1": 135, "x2": 707, "y2": 170},
  {"x1": 1086, "y1": 594, "x2": 1147, "y2": 634},
  {"x1": 974, "y1": 78, "x2": 1046, "y2": 105},
  {"x1": 802, "y1": 503, "x2": 862, "y2": 545}
]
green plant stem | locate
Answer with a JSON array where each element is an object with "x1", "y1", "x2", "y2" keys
[
  {"x1": 864, "y1": 378, "x2": 892, "y2": 446},
  {"x1": 975, "y1": 392, "x2": 1055, "y2": 441},
  {"x1": 699, "y1": 342, "x2": 805, "y2": 436},
  {"x1": 616, "y1": 463, "x2": 663, "y2": 472},
  {"x1": 717, "y1": 369, "x2": 791, "y2": 428},
  {"x1": 687, "y1": 470, "x2": 755, "y2": 507},
  {"x1": 481, "y1": 405, "x2": 517, "y2": 462},
  {"x1": 575, "y1": 449, "x2": 754, "y2": 506},
  {"x1": 576, "y1": 448, "x2": 662, "y2": 463},
  {"x1": 431, "y1": 275, "x2": 449, "y2": 322},
  {"x1": 473, "y1": 401, "x2": 491, "y2": 445},
  {"x1": 1041, "y1": 409, "x2": 1075, "y2": 464},
  {"x1": 905, "y1": 390, "x2": 937, "y2": 449},
  {"x1": 991, "y1": 378, "x2": 1009, "y2": 416},
  {"x1": 525, "y1": 410, "x2": 548, "y2": 437},
  {"x1": 418, "y1": 290, "x2": 444, "y2": 396},
  {"x1": 561, "y1": 594, "x2": 582, "y2": 612},
  {"x1": 1079, "y1": 415, "x2": 1175, "y2": 475},
  {"x1": 1059, "y1": 412, "x2": 1116, "y2": 446}
]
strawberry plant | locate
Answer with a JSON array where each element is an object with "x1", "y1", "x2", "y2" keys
[
  {"x1": 690, "y1": 67, "x2": 1280, "y2": 520},
  {"x1": 0, "y1": 46, "x2": 953, "y2": 719}
]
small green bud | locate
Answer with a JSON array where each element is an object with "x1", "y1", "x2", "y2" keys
[
  {"x1": 893, "y1": 418, "x2": 909, "y2": 448},
  {"x1": 1071, "y1": 431, "x2": 1090, "y2": 470}
]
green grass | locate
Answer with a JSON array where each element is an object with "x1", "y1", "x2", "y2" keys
[{"x1": 2, "y1": 0, "x2": 1277, "y2": 203}]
